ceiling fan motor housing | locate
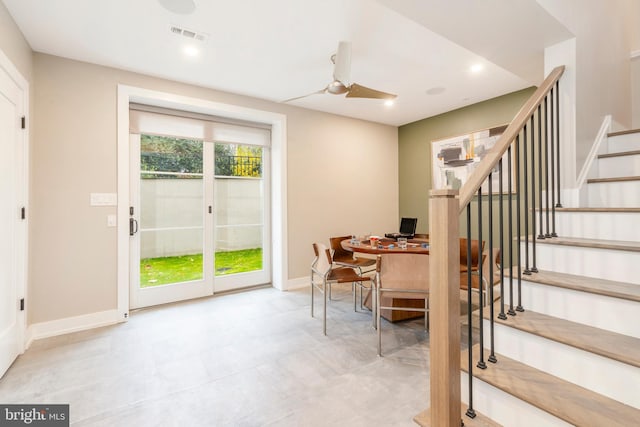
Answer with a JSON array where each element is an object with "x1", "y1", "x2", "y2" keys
[{"x1": 327, "y1": 81, "x2": 348, "y2": 94}]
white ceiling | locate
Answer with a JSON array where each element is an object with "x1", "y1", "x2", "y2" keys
[{"x1": 2, "y1": 0, "x2": 572, "y2": 126}]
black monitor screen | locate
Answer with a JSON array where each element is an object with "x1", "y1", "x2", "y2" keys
[{"x1": 399, "y1": 217, "x2": 417, "y2": 235}]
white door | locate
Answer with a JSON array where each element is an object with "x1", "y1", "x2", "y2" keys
[
  {"x1": 129, "y1": 134, "x2": 214, "y2": 309},
  {"x1": 129, "y1": 133, "x2": 271, "y2": 309},
  {"x1": 0, "y1": 65, "x2": 25, "y2": 377}
]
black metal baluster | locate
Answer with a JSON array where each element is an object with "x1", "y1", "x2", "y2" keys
[
  {"x1": 477, "y1": 188, "x2": 487, "y2": 370},
  {"x1": 550, "y1": 87, "x2": 558, "y2": 237},
  {"x1": 537, "y1": 104, "x2": 545, "y2": 241},
  {"x1": 498, "y1": 158, "x2": 507, "y2": 321},
  {"x1": 465, "y1": 205, "x2": 476, "y2": 419},
  {"x1": 531, "y1": 114, "x2": 539, "y2": 274},
  {"x1": 544, "y1": 95, "x2": 552, "y2": 238},
  {"x1": 516, "y1": 133, "x2": 523, "y2": 313},
  {"x1": 508, "y1": 142, "x2": 516, "y2": 317},
  {"x1": 555, "y1": 80, "x2": 562, "y2": 208},
  {"x1": 488, "y1": 173, "x2": 497, "y2": 364},
  {"x1": 523, "y1": 122, "x2": 531, "y2": 275}
]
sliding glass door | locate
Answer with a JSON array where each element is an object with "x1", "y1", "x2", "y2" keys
[{"x1": 129, "y1": 129, "x2": 270, "y2": 309}]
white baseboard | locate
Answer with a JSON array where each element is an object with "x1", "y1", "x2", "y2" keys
[
  {"x1": 286, "y1": 276, "x2": 310, "y2": 291},
  {"x1": 25, "y1": 309, "x2": 123, "y2": 348}
]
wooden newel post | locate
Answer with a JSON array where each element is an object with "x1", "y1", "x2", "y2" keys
[{"x1": 429, "y1": 189, "x2": 461, "y2": 426}]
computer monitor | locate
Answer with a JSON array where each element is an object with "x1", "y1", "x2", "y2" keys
[{"x1": 399, "y1": 217, "x2": 417, "y2": 235}]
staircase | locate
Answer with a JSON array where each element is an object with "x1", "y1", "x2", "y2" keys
[{"x1": 459, "y1": 130, "x2": 640, "y2": 426}]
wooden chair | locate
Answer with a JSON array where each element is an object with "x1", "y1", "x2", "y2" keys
[
  {"x1": 460, "y1": 248, "x2": 501, "y2": 306},
  {"x1": 310, "y1": 243, "x2": 373, "y2": 335},
  {"x1": 329, "y1": 236, "x2": 376, "y2": 311},
  {"x1": 375, "y1": 253, "x2": 430, "y2": 356},
  {"x1": 459, "y1": 237, "x2": 485, "y2": 273}
]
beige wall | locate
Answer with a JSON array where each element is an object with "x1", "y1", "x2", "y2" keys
[
  {"x1": 31, "y1": 53, "x2": 398, "y2": 324},
  {"x1": 0, "y1": 1, "x2": 32, "y2": 81},
  {"x1": 537, "y1": 0, "x2": 633, "y2": 174},
  {"x1": 398, "y1": 88, "x2": 535, "y2": 233},
  {"x1": 633, "y1": 58, "x2": 640, "y2": 128}
]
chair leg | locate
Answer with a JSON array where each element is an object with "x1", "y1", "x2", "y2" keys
[
  {"x1": 424, "y1": 298, "x2": 429, "y2": 330},
  {"x1": 310, "y1": 278, "x2": 314, "y2": 318},
  {"x1": 372, "y1": 278, "x2": 377, "y2": 330},
  {"x1": 323, "y1": 280, "x2": 327, "y2": 336},
  {"x1": 353, "y1": 282, "x2": 357, "y2": 312},
  {"x1": 377, "y1": 286, "x2": 382, "y2": 356}
]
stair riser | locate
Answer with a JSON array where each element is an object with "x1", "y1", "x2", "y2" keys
[
  {"x1": 460, "y1": 372, "x2": 572, "y2": 427},
  {"x1": 607, "y1": 133, "x2": 640, "y2": 152},
  {"x1": 534, "y1": 243, "x2": 640, "y2": 284},
  {"x1": 503, "y1": 280, "x2": 639, "y2": 338},
  {"x1": 587, "y1": 181, "x2": 640, "y2": 208},
  {"x1": 598, "y1": 154, "x2": 640, "y2": 178},
  {"x1": 537, "y1": 212, "x2": 640, "y2": 242},
  {"x1": 486, "y1": 320, "x2": 640, "y2": 408}
]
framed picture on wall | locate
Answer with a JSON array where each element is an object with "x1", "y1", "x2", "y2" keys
[{"x1": 431, "y1": 124, "x2": 514, "y2": 193}]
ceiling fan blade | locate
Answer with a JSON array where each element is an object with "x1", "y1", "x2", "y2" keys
[
  {"x1": 333, "y1": 41, "x2": 351, "y2": 85},
  {"x1": 281, "y1": 87, "x2": 328, "y2": 103},
  {"x1": 346, "y1": 83, "x2": 397, "y2": 100}
]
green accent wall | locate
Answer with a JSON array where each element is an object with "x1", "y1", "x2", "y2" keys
[{"x1": 398, "y1": 87, "x2": 536, "y2": 233}]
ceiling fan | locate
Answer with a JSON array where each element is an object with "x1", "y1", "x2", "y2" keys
[{"x1": 283, "y1": 41, "x2": 397, "y2": 103}]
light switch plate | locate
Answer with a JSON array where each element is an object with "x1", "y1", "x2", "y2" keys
[
  {"x1": 107, "y1": 215, "x2": 117, "y2": 227},
  {"x1": 90, "y1": 193, "x2": 117, "y2": 206}
]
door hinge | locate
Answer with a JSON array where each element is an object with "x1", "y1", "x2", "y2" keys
[
  {"x1": 20, "y1": 298, "x2": 24, "y2": 311},
  {"x1": 21, "y1": 116, "x2": 25, "y2": 129},
  {"x1": 20, "y1": 207, "x2": 26, "y2": 220}
]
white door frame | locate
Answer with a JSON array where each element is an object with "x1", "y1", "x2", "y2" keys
[
  {"x1": 117, "y1": 85, "x2": 287, "y2": 318},
  {"x1": 0, "y1": 49, "x2": 28, "y2": 355}
]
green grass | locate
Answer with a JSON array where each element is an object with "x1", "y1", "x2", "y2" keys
[{"x1": 140, "y1": 248, "x2": 263, "y2": 288}]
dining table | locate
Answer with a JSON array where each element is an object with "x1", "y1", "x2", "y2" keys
[
  {"x1": 341, "y1": 237, "x2": 430, "y2": 322},
  {"x1": 340, "y1": 237, "x2": 430, "y2": 255}
]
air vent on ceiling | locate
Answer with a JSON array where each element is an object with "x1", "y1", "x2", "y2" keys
[{"x1": 169, "y1": 25, "x2": 208, "y2": 42}]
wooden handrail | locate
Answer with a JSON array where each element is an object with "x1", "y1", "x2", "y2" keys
[{"x1": 458, "y1": 65, "x2": 565, "y2": 211}]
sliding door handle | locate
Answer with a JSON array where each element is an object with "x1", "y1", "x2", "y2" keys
[{"x1": 129, "y1": 218, "x2": 138, "y2": 236}]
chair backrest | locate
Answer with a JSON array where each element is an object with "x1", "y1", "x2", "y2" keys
[
  {"x1": 376, "y1": 253, "x2": 430, "y2": 291},
  {"x1": 329, "y1": 236, "x2": 353, "y2": 263},
  {"x1": 459, "y1": 238, "x2": 485, "y2": 269},
  {"x1": 312, "y1": 242, "x2": 333, "y2": 275},
  {"x1": 482, "y1": 248, "x2": 501, "y2": 285}
]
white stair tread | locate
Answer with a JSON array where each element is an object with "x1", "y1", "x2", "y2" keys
[
  {"x1": 554, "y1": 207, "x2": 640, "y2": 213},
  {"x1": 461, "y1": 346, "x2": 640, "y2": 427},
  {"x1": 533, "y1": 235, "x2": 640, "y2": 252},
  {"x1": 485, "y1": 304, "x2": 640, "y2": 367},
  {"x1": 414, "y1": 406, "x2": 501, "y2": 427},
  {"x1": 598, "y1": 149, "x2": 640, "y2": 159},
  {"x1": 587, "y1": 175, "x2": 640, "y2": 183},
  {"x1": 505, "y1": 269, "x2": 640, "y2": 302}
]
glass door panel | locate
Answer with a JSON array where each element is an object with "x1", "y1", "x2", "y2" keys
[
  {"x1": 213, "y1": 143, "x2": 269, "y2": 291},
  {"x1": 139, "y1": 135, "x2": 204, "y2": 288}
]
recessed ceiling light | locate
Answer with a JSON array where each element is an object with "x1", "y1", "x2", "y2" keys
[
  {"x1": 158, "y1": 0, "x2": 195, "y2": 14},
  {"x1": 384, "y1": 99, "x2": 395, "y2": 107},
  {"x1": 183, "y1": 45, "x2": 199, "y2": 57},
  {"x1": 470, "y1": 64, "x2": 483, "y2": 73}
]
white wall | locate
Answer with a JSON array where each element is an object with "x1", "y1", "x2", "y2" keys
[
  {"x1": 537, "y1": 0, "x2": 633, "y2": 176},
  {"x1": 31, "y1": 53, "x2": 398, "y2": 325},
  {"x1": 140, "y1": 178, "x2": 263, "y2": 257},
  {"x1": 633, "y1": 57, "x2": 640, "y2": 128}
]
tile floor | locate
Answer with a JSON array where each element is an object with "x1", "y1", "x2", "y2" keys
[{"x1": 0, "y1": 285, "x2": 442, "y2": 426}]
